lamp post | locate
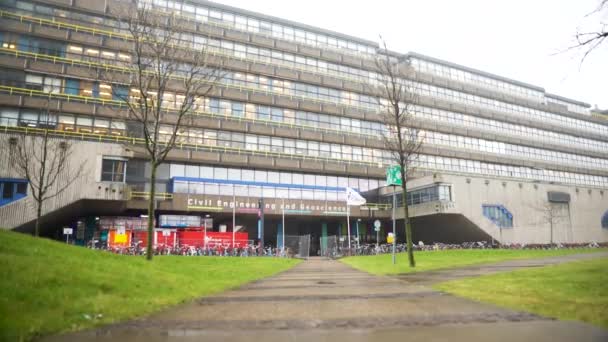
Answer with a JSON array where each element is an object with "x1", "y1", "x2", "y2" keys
[
  {"x1": 282, "y1": 197, "x2": 285, "y2": 256},
  {"x1": 204, "y1": 214, "x2": 210, "y2": 251},
  {"x1": 232, "y1": 184, "x2": 236, "y2": 248},
  {"x1": 356, "y1": 218, "x2": 361, "y2": 249},
  {"x1": 392, "y1": 185, "x2": 396, "y2": 265}
]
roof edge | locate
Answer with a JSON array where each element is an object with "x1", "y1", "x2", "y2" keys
[
  {"x1": 191, "y1": 0, "x2": 379, "y2": 48},
  {"x1": 405, "y1": 51, "x2": 546, "y2": 92}
]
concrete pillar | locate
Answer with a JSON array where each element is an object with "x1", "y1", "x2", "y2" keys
[
  {"x1": 277, "y1": 223, "x2": 283, "y2": 249},
  {"x1": 321, "y1": 222, "x2": 327, "y2": 251}
]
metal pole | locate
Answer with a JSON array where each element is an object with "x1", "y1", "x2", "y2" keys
[
  {"x1": 346, "y1": 205, "x2": 351, "y2": 251},
  {"x1": 232, "y1": 184, "x2": 236, "y2": 248},
  {"x1": 356, "y1": 219, "x2": 360, "y2": 249},
  {"x1": 282, "y1": 197, "x2": 285, "y2": 255},
  {"x1": 392, "y1": 186, "x2": 396, "y2": 265},
  {"x1": 203, "y1": 218, "x2": 207, "y2": 250}
]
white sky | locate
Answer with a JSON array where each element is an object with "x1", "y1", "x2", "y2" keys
[{"x1": 213, "y1": 0, "x2": 607, "y2": 109}]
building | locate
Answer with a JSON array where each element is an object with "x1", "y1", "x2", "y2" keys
[{"x1": 0, "y1": 0, "x2": 607, "y2": 251}]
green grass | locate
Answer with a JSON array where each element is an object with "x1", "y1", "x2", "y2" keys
[
  {"x1": 340, "y1": 248, "x2": 605, "y2": 275},
  {"x1": 434, "y1": 258, "x2": 608, "y2": 328},
  {"x1": 0, "y1": 230, "x2": 300, "y2": 342}
]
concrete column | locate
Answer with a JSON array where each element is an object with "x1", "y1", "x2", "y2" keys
[
  {"x1": 277, "y1": 223, "x2": 283, "y2": 249},
  {"x1": 321, "y1": 222, "x2": 327, "y2": 251}
]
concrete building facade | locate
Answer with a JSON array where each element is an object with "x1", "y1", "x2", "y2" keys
[{"x1": 0, "y1": 0, "x2": 607, "y2": 248}]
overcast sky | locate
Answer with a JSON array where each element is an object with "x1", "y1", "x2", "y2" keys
[{"x1": 213, "y1": 0, "x2": 607, "y2": 109}]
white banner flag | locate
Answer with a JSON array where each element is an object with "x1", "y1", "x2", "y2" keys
[{"x1": 345, "y1": 187, "x2": 367, "y2": 206}]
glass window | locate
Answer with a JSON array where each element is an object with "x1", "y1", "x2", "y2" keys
[
  {"x1": 170, "y1": 164, "x2": 185, "y2": 178},
  {"x1": 242, "y1": 169, "x2": 254, "y2": 181},
  {"x1": 2, "y1": 182, "x2": 14, "y2": 199},
  {"x1": 214, "y1": 167, "x2": 228, "y2": 180},
  {"x1": 292, "y1": 173, "x2": 303, "y2": 185},
  {"x1": 200, "y1": 166, "x2": 213, "y2": 178},
  {"x1": 185, "y1": 165, "x2": 199, "y2": 178},
  {"x1": 227, "y1": 168, "x2": 241, "y2": 181},
  {"x1": 232, "y1": 102, "x2": 244, "y2": 117},
  {"x1": 280, "y1": 172, "x2": 292, "y2": 184},
  {"x1": 0, "y1": 109, "x2": 19, "y2": 126},
  {"x1": 101, "y1": 159, "x2": 126, "y2": 182},
  {"x1": 254, "y1": 170, "x2": 267, "y2": 182},
  {"x1": 267, "y1": 171, "x2": 280, "y2": 183}
]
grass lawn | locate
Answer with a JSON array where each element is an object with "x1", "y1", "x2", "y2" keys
[
  {"x1": 434, "y1": 258, "x2": 608, "y2": 328},
  {"x1": 340, "y1": 248, "x2": 606, "y2": 275},
  {"x1": 0, "y1": 230, "x2": 300, "y2": 342}
]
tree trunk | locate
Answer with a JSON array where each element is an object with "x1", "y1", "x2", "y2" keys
[
  {"x1": 35, "y1": 201, "x2": 42, "y2": 237},
  {"x1": 401, "y1": 184, "x2": 415, "y2": 267},
  {"x1": 146, "y1": 163, "x2": 157, "y2": 260}
]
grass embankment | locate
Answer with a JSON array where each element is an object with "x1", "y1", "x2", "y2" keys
[
  {"x1": 435, "y1": 258, "x2": 608, "y2": 328},
  {"x1": 0, "y1": 230, "x2": 300, "y2": 342},
  {"x1": 340, "y1": 248, "x2": 605, "y2": 275}
]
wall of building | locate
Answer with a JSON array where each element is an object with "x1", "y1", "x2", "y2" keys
[
  {"x1": 446, "y1": 174, "x2": 608, "y2": 244},
  {"x1": 0, "y1": 134, "x2": 130, "y2": 229}
]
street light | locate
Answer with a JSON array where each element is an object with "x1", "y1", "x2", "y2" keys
[
  {"x1": 204, "y1": 214, "x2": 210, "y2": 250},
  {"x1": 232, "y1": 184, "x2": 236, "y2": 248},
  {"x1": 356, "y1": 218, "x2": 361, "y2": 249},
  {"x1": 282, "y1": 197, "x2": 285, "y2": 256}
]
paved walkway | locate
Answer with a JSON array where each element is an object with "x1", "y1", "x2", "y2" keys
[{"x1": 42, "y1": 252, "x2": 608, "y2": 342}]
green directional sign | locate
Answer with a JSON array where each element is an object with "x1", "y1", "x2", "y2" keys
[{"x1": 386, "y1": 165, "x2": 403, "y2": 186}]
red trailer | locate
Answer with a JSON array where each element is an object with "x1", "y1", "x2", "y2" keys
[{"x1": 176, "y1": 228, "x2": 249, "y2": 247}]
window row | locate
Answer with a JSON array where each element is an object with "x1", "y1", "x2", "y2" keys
[
  {"x1": 414, "y1": 106, "x2": 608, "y2": 154},
  {"x1": 547, "y1": 97, "x2": 590, "y2": 116},
  {"x1": 482, "y1": 205, "x2": 514, "y2": 228},
  {"x1": 381, "y1": 184, "x2": 453, "y2": 207},
  {"x1": 6, "y1": 31, "x2": 604, "y2": 137},
  {"x1": 405, "y1": 81, "x2": 607, "y2": 135},
  {"x1": 168, "y1": 163, "x2": 379, "y2": 193},
  {"x1": 424, "y1": 130, "x2": 608, "y2": 171},
  {"x1": 160, "y1": 125, "x2": 608, "y2": 188},
  {"x1": 136, "y1": 0, "x2": 377, "y2": 55},
  {"x1": 11, "y1": 67, "x2": 608, "y2": 158},
  {"x1": 7, "y1": 0, "x2": 376, "y2": 57},
  {"x1": 3, "y1": 104, "x2": 606, "y2": 189},
  {"x1": 174, "y1": 181, "x2": 351, "y2": 202},
  {"x1": 0, "y1": 179, "x2": 28, "y2": 207},
  {"x1": 6, "y1": 1, "x2": 603, "y2": 136},
  {"x1": 0, "y1": 32, "x2": 65, "y2": 57},
  {"x1": 420, "y1": 155, "x2": 607, "y2": 188},
  {"x1": 5, "y1": 62, "x2": 608, "y2": 158},
  {"x1": 411, "y1": 58, "x2": 545, "y2": 102},
  {"x1": 156, "y1": 126, "x2": 388, "y2": 163},
  {"x1": 0, "y1": 108, "x2": 127, "y2": 135},
  {"x1": 221, "y1": 71, "x2": 377, "y2": 108},
  {"x1": 20, "y1": 73, "x2": 129, "y2": 101}
]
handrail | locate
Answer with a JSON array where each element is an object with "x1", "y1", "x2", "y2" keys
[
  {"x1": 0, "y1": 83, "x2": 384, "y2": 139},
  {"x1": 0, "y1": 124, "x2": 381, "y2": 167},
  {"x1": 0, "y1": 45, "x2": 378, "y2": 112},
  {"x1": 360, "y1": 203, "x2": 392, "y2": 210},
  {"x1": 0, "y1": 10, "x2": 381, "y2": 97},
  {"x1": 0, "y1": 10, "x2": 130, "y2": 40},
  {"x1": 128, "y1": 190, "x2": 173, "y2": 200}
]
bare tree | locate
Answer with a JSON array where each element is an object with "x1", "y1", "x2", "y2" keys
[
  {"x1": 535, "y1": 201, "x2": 568, "y2": 246},
  {"x1": 107, "y1": 1, "x2": 220, "y2": 260},
  {"x1": 375, "y1": 40, "x2": 424, "y2": 267},
  {"x1": 572, "y1": 0, "x2": 607, "y2": 63},
  {"x1": 10, "y1": 107, "x2": 84, "y2": 237}
]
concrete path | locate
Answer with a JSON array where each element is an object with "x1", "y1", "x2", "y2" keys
[{"x1": 41, "y1": 252, "x2": 608, "y2": 342}]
